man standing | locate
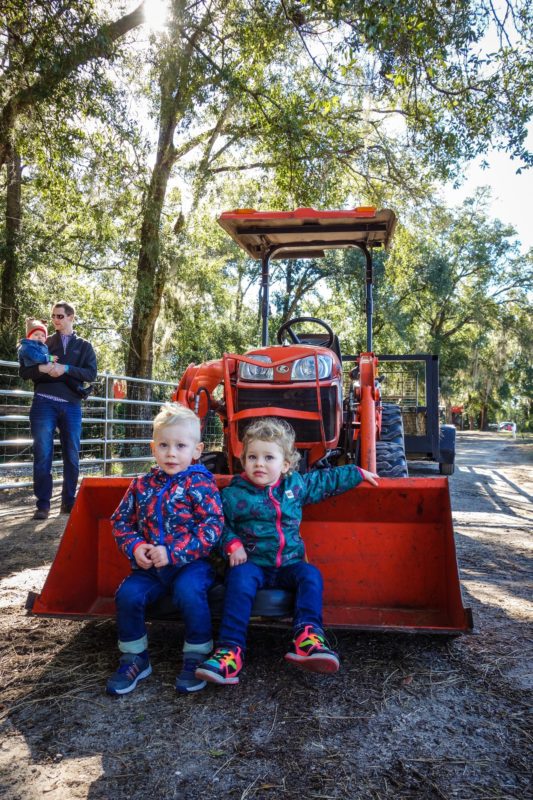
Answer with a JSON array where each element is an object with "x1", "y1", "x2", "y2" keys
[{"x1": 19, "y1": 301, "x2": 97, "y2": 520}]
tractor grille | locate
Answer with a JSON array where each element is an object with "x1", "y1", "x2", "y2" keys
[{"x1": 236, "y1": 386, "x2": 337, "y2": 442}]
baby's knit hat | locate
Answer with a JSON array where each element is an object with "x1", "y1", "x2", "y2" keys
[{"x1": 26, "y1": 318, "x2": 48, "y2": 338}]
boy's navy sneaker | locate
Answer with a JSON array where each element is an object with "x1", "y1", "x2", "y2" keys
[
  {"x1": 176, "y1": 651, "x2": 207, "y2": 693},
  {"x1": 284, "y1": 625, "x2": 340, "y2": 673},
  {"x1": 195, "y1": 645, "x2": 243, "y2": 685},
  {"x1": 106, "y1": 652, "x2": 152, "y2": 695}
]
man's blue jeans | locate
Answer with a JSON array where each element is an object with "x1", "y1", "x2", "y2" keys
[
  {"x1": 218, "y1": 560, "x2": 324, "y2": 650},
  {"x1": 115, "y1": 559, "x2": 215, "y2": 653},
  {"x1": 29, "y1": 394, "x2": 82, "y2": 510}
]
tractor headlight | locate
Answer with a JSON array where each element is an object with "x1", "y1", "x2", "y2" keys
[
  {"x1": 291, "y1": 355, "x2": 333, "y2": 381},
  {"x1": 239, "y1": 355, "x2": 274, "y2": 381}
]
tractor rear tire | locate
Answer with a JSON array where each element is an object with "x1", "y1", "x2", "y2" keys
[
  {"x1": 376, "y1": 441, "x2": 409, "y2": 477},
  {"x1": 380, "y1": 403, "x2": 405, "y2": 445},
  {"x1": 377, "y1": 404, "x2": 408, "y2": 476}
]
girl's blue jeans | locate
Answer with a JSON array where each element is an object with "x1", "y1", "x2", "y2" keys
[
  {"x1": 218, "y1": 560, "x2": 324, "y2": 650},
  {"x1": 115, "y1": 559, "x2": 215, "y2": 653}
]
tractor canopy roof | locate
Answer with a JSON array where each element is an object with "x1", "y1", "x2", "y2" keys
[{"x1": 217, "y1": 207, "x2": 396, "y2": 260}]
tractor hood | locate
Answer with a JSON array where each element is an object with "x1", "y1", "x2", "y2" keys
[{"x1": 217, "y1": 207, "x2": 396, "y2": 260}]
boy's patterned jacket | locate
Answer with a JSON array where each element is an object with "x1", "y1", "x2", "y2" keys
[
  {"x1": 111, "y1": 464, "x2": 224, "y2": 567},
  {"x1": 221, "y1": 465, "x2": 363, "y2": 569}
]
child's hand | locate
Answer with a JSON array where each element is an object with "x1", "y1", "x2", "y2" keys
[
  {"x1": 134, "y1": 543, "x2": 153, "y2": 569},
  {"x1": 148, "y1": 545, "x2": 169, "y2": 568},
  {"x1": 51, "y1": 355, "x2": 58, "y2": 362},
  {"x1": 359, "y1": 468, "x2": 379, "y2": 486},
  {"x1": 229, "y1": 546, "x2": 247, "y2": 567}
]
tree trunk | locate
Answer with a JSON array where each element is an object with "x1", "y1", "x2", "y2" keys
[
  {"x1": 0, "y1": 146, "x2": 22, "y2": 352},
  {"x1": 125, "y1": 78, "x2": 179, "y2": 400},
  {"x1": 123, "y1": 138, "x2": 175, "y2": 445},
  {"x1": 479, "y1": 406, "x2": 485, "y2": 431},
  {"x1": 124, "y1": 9, "x2": 213, "y2": 387},
  {"x1": 126, "y1": 156, "x2": 175, "y2": 383}
]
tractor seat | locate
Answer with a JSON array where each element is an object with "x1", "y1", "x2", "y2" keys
[
  {"x1": 292, "y1": 332, "x2": 342, "y2": 361},
  {"x1": 147, "y1": 582, "x2": 294, "y2": 621}
]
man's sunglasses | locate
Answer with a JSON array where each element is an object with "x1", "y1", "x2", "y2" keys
[{"x1": 51, "y1": 313, "x2": 66, "y2": 319}]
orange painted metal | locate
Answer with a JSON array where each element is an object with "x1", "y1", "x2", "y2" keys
[
  {"x1": 172, "y1": 359, "x2": 224, "y2": 418},
  {"x1": 356, "y1": 353, "x2": 380, "y2": 474},
  {"x1": 217, "y1": 207, "x2": 397, "y2": 257},
  {"x1": 31, "y1": 208, "x2": 472, "y2": 635},
  {"x1": 31, "y1": 476, "x2": 472, "y2": 633},
  {"x1": 219, "y1": 346, "x2": 342, "y2": 467}
]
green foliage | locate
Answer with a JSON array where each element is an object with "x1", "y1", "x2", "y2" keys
[
  {"x1": 1, "y1": 0, "x2": 532, "y2": 433},
  {"x1": 302, "y1": 0, "x2": 533, "y2": 171}
]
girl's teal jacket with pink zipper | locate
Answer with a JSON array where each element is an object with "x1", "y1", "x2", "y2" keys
[{"x1": 220, "y1": 465, "x2": 363, "y2": 568}]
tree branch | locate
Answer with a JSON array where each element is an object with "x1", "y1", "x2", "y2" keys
[{"x1": 0, "y1": 1, "x2": 146, "y2": 169}]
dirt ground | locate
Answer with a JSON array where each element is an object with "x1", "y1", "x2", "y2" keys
[{"x1": 0, "y1": 431, "x2": 531, "y2": 800}]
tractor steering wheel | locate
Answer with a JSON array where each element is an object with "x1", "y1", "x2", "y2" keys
[{"x1": 276, "y1": 316, "x2": 335, "y2": 348}]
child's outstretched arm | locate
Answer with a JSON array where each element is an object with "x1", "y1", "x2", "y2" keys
[{"x1": 301, "y1": 463, "x2": 378, "y2": 505}]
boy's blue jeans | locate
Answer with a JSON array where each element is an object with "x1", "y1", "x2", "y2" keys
[
  {"x1": 29, "y1": 394, "x2": 82, "y2": 510},
  {"x1": 218, "y1": 560, "x2": 324, "y2": 650},
  {"x1": 115, "y1": 559, "x2": 215, "y2": 653}
]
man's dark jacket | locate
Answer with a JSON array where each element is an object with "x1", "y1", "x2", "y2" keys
[{"x1": 18, "y1": 331, "x2": 97, "y2": 404}]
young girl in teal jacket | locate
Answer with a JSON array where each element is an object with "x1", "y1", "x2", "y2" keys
[{"x1": 196, "y1": 418, "x2": 378, "y2": 685}]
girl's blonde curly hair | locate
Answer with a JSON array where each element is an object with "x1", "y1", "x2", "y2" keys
[{"x1": 241, "y1": 418, "x2": 301, "y2": 473}]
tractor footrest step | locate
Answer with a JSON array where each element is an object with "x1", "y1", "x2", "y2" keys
[{"x1": 148, "y1": 583, "x2": 294, "y2": 620}]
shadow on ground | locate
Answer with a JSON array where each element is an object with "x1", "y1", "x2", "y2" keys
[{"x1": 2, "y1": 598, "x2": 531, "y2": 800}]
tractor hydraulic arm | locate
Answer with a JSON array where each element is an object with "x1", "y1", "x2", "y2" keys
[
  {"x1": 172, "y1": 359, "x2": 224, "y2": 420},
  {"x1": 357, "y1": 353, "x2": 380, "y2": 473}
]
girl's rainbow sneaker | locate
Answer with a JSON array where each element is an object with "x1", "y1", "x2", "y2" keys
[
  {"x1": 195, "y1": 645, "x2": 243, "y2": 685},
  {"x1": 284, "y1": 625, "x2": 340, "y2": 673}
]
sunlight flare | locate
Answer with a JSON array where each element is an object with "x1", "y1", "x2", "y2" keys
[{"x1": 144, "y1": 0, "x2": 170, "y2": 32}]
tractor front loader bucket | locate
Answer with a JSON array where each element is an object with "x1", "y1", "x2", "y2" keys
[
  {"x1": 303, "y1": 477, "x2": 472, "y2": 633},
  {"x1": 30, "y1": 478, "x2": 132, "y2": 618},
  {"x1": 30, "y1": 476, "x2": 472, "y2": 634}
]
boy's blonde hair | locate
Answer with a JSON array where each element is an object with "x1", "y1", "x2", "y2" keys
[
  {"x1": 242, "y1": 418, "x2": 301, "y2": 472},
  {"x1": 153, "y1": 402, "x2": 201, "y2": 442}
]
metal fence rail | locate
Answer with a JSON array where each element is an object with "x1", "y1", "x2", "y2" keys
[{"x1": 0, "y1": 359, "x2": 178, "y2": 490}]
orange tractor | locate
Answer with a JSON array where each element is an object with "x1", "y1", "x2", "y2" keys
[{"x1": 30, "y1": 207, "x2": 472, "y2": 634}]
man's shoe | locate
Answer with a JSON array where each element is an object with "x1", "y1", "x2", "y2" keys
[
  {"x1": 285, "y1": 625, "x2": 340, "y2": 674},
  {"x1": 195, "y1": 646, "x2": 243, "y2": 685},
  {"x1": 32, "y1": 509, "x2": 49, "y2": 520},
  {"x1": 60, "y1": 503, "x2": 73, "y2": 514},
  {"x1": 106, "y1": 652, "x2": 152, "y2": 696},
  {"x1": 176, "y1": 651, "x2": 207, "y2": 693}
]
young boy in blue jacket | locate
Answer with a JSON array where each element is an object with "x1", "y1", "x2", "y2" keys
[
  {"x1": 196, "y1": 418, "x2": 378, "y2": 686},
  {"x1": 108, "y1": 403, "x2": 224, "y2": 696}
]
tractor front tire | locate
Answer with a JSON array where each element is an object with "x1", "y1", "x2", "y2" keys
[{"x1": 376, "y1": 440, "x2": 409, "y2": 478}]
